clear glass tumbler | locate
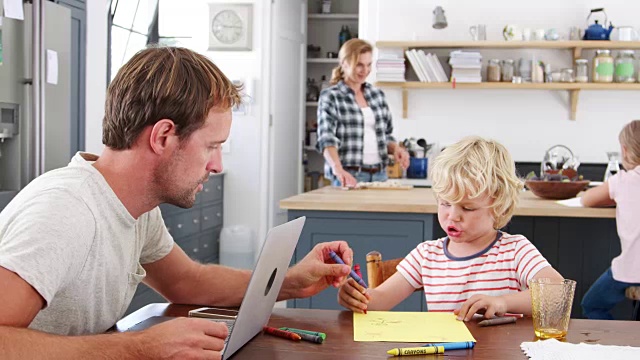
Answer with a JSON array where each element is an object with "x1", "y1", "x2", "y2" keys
[{"x1": 530, "y1": 278, "x2": 576, "y2": 340}]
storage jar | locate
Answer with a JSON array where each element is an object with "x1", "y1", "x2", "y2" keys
[
  {"x1": 614, "y1": 50, "x2": 636, "y2": 83},
  {"x1": 575, "y1": 59, "x2": 589, "y2": 83},
  {"x1": 592, "y1": 49, "x2": 614, "y2": 83},
  {"x1": 487, "y1": 59, "x2": 501, "y2": 82},
  {"x1": 501, "y1": 59, "x2": 514, "y2": 82}
]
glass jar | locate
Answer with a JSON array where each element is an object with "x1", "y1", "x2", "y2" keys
[
  {"x1": 615, "y1": 50, "x2": 636, "y2": 83},
  {"x1": 575, "y1": 59, "x2": 589, "y2": 83},
  {"x1": 561, "y1": 68, "x2": 575, "y2": 83},
  {"x1": 501, "y1": 59, "x2": 514, "y2": 82},
  {"x1": 592, "y1": 49, "x2": 614, "y2": 83},
  {"x1": 487, "y1": 59, "x2": 501, "y2": 82}
]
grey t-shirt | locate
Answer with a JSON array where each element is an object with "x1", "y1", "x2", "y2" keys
[{"x1": 0, "y1": 152, "x2": 174, "y2": 335}]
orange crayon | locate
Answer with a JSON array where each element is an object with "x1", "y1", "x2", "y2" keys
[{"x1": 263, "y1": 326, "x2": 302, "y2": 341}]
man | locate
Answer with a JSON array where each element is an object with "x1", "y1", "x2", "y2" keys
[{"x1": 0, "y1": 47, "x2": 353, "y2": 359}]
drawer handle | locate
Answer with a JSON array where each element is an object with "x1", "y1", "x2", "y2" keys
[
  {"x1": 203, "y1": 243, "x2": 209, "y2": 248},
  {"x1": 204, "y1": 216, "x2": 209, "y2": 221},
  {"x1": 193, "y1": 248, "x2": 198, "y2": 253},
  {"x1": 216, "y1": 212, "x2": 221, "y2": 217},
  {"x1": 204, "y1": 188, "x2": 210, "y2": 193},
  {"x1": 193, "y1": 219, "x2": 199, "y2": 224},
  {"x1": 177, "y1": 223, "x2": 183, "y2": 229},
  {"x1": 217, "y1": 185, "x2": 222, "y2": 190}
]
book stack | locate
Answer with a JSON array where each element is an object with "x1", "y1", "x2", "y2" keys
[
  {"x1": 404, "y1": 49, "x2": 447, "y2": 83},
  {"x1": 376, "y1": 51, "x2": 406, "y2": 82},
  {"x1": 448, "y1": 51, "x2": 482, "y2": 83}
]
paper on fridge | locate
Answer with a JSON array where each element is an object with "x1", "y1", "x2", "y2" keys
[
  {"x1": 46, "y1": 49, "x2": 58, "y2": 85},
  {"x1": 353, "y1": 311, "x2": 476, "y2": 342},
  {"x1": 3, "y1": 0, "x2": 24, "y2": 20}
]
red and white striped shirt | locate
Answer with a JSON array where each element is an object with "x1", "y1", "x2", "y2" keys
[{"x1": 396, "y1": 232, "x2": 550, "y2": 312}]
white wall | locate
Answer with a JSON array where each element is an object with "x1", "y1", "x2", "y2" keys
[
  {"x1": 85, "y1": 0, "x2": 107, "y2": 155},
  {"x1": 361, "y1": 0, "x2": 640, "y2": 163},
  {"x1": 84, "y1": 1, "x2": 270, "y2": 245}
]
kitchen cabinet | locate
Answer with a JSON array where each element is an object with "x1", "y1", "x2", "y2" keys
[
  {"x1": 124, "y1": 174, "x2": 224, "y2": 316},
  {"x1": 302, "y1": 0, "x2": 359, "y2": 192},
  {"x1": 375, "y1": 40, "x2": 640, "y2": 120}
]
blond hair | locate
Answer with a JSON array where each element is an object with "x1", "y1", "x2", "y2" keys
[
  {"x1": 330, "y1": 39, "x2": 373, "y2": 85},
  {"x1": 431, "y1": 136, "x2": 523, "y2": 229},
  {"x1": 619, "y1": 120, "x2": 640, "y2": 168},
  {"x1": 103, "y1": 46, "x2": 242, "y2": 150}
]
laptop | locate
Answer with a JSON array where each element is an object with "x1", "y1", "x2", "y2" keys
[{"x1": 126, "y1": 216, "x2": 306, "y2": 359}]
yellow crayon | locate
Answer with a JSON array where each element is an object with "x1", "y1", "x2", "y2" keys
[{"x1": 387, "y1": 346, "x2": 444, "y2": 356}]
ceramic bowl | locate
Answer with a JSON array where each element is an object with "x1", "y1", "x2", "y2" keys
[{"x1": 525, "y1": 180, "x2": 590, "y2": 200}]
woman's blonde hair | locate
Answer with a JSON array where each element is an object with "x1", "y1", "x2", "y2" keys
[
  {"x1": 330, "y1": 39, "x2": 373, "y2": 85},
  {"x1": 431, "y1": 136, "x2": 523, "y2": 229},
  {"x1": 619, "y1": 120, "x2": 640, "y2": 168}
]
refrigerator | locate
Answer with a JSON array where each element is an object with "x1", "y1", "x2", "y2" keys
[{"x1": 0, "y1": 1, "x2": 71, "y2": 211}]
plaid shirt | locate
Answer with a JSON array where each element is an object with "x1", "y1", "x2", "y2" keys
[{"x1": 316, "y1": 81, "x2": 396, "y2": 180}]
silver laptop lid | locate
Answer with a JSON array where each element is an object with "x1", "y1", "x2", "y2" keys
[{"x1": 222, "y1": 216, "x2": 305, "y2": 359}]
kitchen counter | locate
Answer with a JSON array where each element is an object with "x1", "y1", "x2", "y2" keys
[
  {"x1": 282, "y1": 187, "x2": 626, "y2": 319},
  {"x1": 280, "y1": 187, "x2": 615, "y2": 218}
]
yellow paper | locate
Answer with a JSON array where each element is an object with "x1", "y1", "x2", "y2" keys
[{"x1": 353, "y1": 311, "x2": 476, "y2": 342}]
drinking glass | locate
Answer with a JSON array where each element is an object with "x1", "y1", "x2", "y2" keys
[
  {"x1": 530, "y1": 278, "x2": 576, "y2": 339},
  {"x1": 469, "y1": 25, "x2": 487, "y2": 41}
]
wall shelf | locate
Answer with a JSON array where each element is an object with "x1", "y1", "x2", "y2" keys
[
  {"x1": 308, "y1": 13, "x2": 358, "y2": 20},
  {"x1": 376, "y1": 41, "x2": 640, "y2": 120}
]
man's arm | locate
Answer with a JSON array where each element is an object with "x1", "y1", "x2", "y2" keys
[
  {"x1": 142, "y1": 245, "x2": 252, "y2": 306},
  {"x1": 143, "y1": 241, "x2": 353, "y2": 306},
  {"x1": 0, "y1": 266, "x2": 228, "y2": 359}
]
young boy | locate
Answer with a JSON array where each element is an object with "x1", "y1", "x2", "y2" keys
[{"x1": 338, "y1": 136, "x2": 564, "y2": 321}]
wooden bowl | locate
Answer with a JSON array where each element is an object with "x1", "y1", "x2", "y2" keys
[{"x1": 525, "y1": 180, "x2": 590, "y2": 200}]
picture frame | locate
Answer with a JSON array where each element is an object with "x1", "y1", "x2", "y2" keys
[{"x1": 208, "y1": 3, "x2": 253, "y2": 51}]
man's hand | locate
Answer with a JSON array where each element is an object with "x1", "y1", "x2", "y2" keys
[
  {"x1": 281, "y1": 241, "x2": 353, "y2": 299},
  {"x1": 137, "y1": 317, "x2": 228, "y2": 359},
  {"x1": 454, "y1": 294, "x2": 508, "y2": 321}
]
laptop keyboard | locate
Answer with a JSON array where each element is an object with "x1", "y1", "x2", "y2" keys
[{"x1": 208, "y1": 318, "x2": 235, "y2": 342}]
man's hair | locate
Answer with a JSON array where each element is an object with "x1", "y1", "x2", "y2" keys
[
  {"x1": 619, "y1": 120, "x2": 640, "y2": 169},
  {"x1": 431, "y1": 136, "x2": 523, "y2": 229},
  {"x1": 103, "y1": 46, "x2": 242, "y2": 149}
]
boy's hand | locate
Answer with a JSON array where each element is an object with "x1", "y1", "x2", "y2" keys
[
  {"x1": 337, "y1": 278, "x2": 371, "y2": 313},
  {"x1": 454, "y1": 294, "x2": 508, "y2": 321}
]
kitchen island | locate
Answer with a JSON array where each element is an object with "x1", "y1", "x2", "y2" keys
[{"x1": 280, "y1": 187, "x2": 629, "y2": 319}]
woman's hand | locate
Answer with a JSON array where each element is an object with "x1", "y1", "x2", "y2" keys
[
  {"x1": 338, "y1": 278, "x2": 371, "y2": 313},
  {"x1": 394, "y1": 147, "x2": 410, "y2": 170},
  {"x1": 334, "y1": 168, "x2": 357, "y2": 188}
]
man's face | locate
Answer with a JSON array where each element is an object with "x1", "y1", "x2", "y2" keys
[{"x1": 155, "y1": 107, "x2": 231, "y2": 208}]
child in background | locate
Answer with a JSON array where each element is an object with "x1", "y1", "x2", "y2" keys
[
  {"x1": 337, "y1": 136, "x2": 564, "y2": 320},
  {"x1": 581, "y1": 120, "x2": 640, "y2": 320}
]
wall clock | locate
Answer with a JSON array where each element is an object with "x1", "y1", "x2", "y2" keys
[{"x1": 208, "y1": 3, "x2": 253, "y2": 51}]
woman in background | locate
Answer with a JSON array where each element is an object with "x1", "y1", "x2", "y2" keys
[{"x1": 316, "y1": 39, "x2": 409, "y2": 187}]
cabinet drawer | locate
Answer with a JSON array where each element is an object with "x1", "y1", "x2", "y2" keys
[
  {"x1": 177, "y1": 234, "x2": 201, "y2": 260},
  {"x1": 167, "y1": 210, "x2": 201, "y2": 239},
  {"x1": 202, "y1": 176, "x2": 223, "y2": 204},
  {"x1": 201, "y1": 204, "x2": 223, "y2": 231},
  {"x1": 200, "y1": 227, "x2": 221, "y2": 260}
]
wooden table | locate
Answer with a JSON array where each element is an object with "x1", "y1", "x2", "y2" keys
[{"x1": 116, "y1": 304, "x2": 640, "y2": 359}]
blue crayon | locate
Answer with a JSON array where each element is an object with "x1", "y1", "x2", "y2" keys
[
  {"x1": 328, "y1": 250, "x2": 367, "y2": 288},
  {"x1": 422, "y1": 341, "x2": 475, "y2": 351}
]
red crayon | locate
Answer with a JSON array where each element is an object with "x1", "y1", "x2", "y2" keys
[{"x1": 263, "y1": 326, "x2": 302, "y2": 341}]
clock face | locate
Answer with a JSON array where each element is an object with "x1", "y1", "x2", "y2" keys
[{"x1": 212, "y1": 10, "x2": 244, "y2": 44}]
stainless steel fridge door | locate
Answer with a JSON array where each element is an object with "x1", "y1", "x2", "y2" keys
[{"x1": 24, "y1": 2, "x2": 71, "y2": 175}]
